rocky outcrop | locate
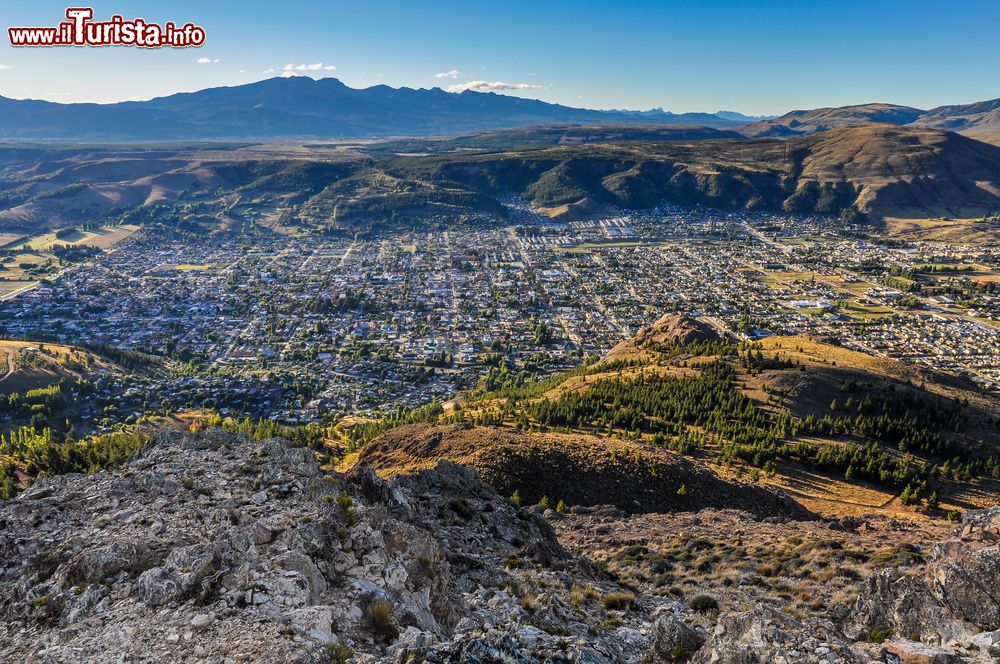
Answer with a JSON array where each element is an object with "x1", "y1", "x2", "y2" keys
[
  {"x1": 691, "y1": 607, "x2": 860, "y2": 663},
  {"x1": 2, "y1": 427, "x2": 999, "y2": 663},
  {"x1": 851, "y1": 506, "x2": 1000, "y2": 661},
  {"x1": 0, "y1": 429, "x2": 680, "y2": 662},
  {"x1": 649, "y1": 609, "x2": 707, "y2": 662}
]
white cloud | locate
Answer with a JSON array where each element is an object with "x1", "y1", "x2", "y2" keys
[
  {"x1": 447, "y1": 80, "x2": 545, "y2": 93},
  {"x1": 282, "y1": 62, "x2": 336, "y2": 72},
  {"x1": 238, "y1": 69, "x2": 246, "y2": 74},
  {"x1": 44, "y1": 91, "x2": 72, "y2": 97},
  {"x1": 0, "y1": 64, "x2": 11, "y2": 70},
  {"x1": 434, "y1": 69, "x2": 462, "y2": 79},
  {"x1": 263, "y1": 68, "x2": 276, "y2": 74},
  {"x1": 196, "y1": 57, "x2": 219, "y2": 64}
]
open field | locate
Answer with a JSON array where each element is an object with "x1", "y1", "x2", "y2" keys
[
  {"x1": 759, "y1": 269, "x2": 872, "y2": 296},
  {"x1": 556, "y1": 240, "x2": 670, "y2": 255},
  {"x1": 0, "y1": 233, "x2": 25, "y2": 248},
  {"x1": 0, "y1": 280, "x2": 34, "y2": 299},
  {"x1": 839, "y1": 299, "x2": 895, "y2": 320},
  {"x1": 156, "y1": 263, "x2": 221, "y2": 272},
  {"x1": 885, "y1": 216, "x2": 1000, "y2": 244},
  {"x1": 13, "y1": 224, "x2": 140, "y2": 251},
  {"x1": 0, "y1": 253, "x2": 50, "y2": 280},
  {"x1": 0, "y1": 225, "x2": 140, "y2": 300}
]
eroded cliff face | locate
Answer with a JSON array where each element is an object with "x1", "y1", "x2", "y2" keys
[{"x1": 1, "y1": 429, "x2": 998, "y2": 663}]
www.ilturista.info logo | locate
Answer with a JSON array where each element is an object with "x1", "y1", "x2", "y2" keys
[{"x1": 8, "y1": 7, "x2": 206, "y2": 48}]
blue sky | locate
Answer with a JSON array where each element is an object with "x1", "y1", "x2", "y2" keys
[{"x1": 1, "y1": 0, "x2": 998, "y2": 115}]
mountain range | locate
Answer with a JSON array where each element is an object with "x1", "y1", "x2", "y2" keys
[
  {"x1": 2, "y1": 123, "x2": 1000, "y2": 235},
  {"x1": 0, "y1": 77, "x2": 742, "y2": 141},
  {"x1": 0, "y1": 76, "x2": 997, "y2": 145}
]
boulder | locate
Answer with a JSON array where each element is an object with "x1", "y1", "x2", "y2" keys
[
  {"x1": 691, "y1": 607, "x2": 861, "y2": 663},
  {"x1": 649, "y1": 610, "x2": 706, "y2": 662}
]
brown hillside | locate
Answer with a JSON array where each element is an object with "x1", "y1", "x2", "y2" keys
[
  {"x1": 352, "y1": 423, "x2": 809, "y2": 518},
  {"x1": 793, "y1": 125, "x2": 1000, "y2": 218},
  {"x1": 912, "y1": 98, "x2": 1000, "y2": 146},
  {"x1": 740, "y1": 104, "x2": 924, "y2": 138},
  {"x1": 603, "y1": 314, "x2": 721, "y2": 363}
]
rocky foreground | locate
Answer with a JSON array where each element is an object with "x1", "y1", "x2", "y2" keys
[{"x1": 1, "y1": 430, "x2": 999, "y2": 663}]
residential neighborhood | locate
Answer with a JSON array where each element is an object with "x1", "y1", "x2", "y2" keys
[{"x1": 2, "y1": 206, "x2": 998, "y2": 430}]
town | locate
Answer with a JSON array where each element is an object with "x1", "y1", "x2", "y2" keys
[{"x1": 2, "y1": 205, "x2": 999, "y2": 432}]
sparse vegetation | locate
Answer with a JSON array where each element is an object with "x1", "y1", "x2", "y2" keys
[
  {"x1": 689, "y1": 593, "x2": 719, "y2": 614},
  {"x1": 367, "y1": 599, "x2": 397, "y2": 640},
  {"x1": 602, "y1": 591, "x2": 636, "y2": 611}
]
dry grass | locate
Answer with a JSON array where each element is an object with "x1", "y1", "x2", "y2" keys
[
  {"x1": 570, "y1": 584, "x2": 599, "y2": 608},
  {"x1": 0, "y1": 280, "x2": 35, "y2": 298},
  {"x1": 602, "y1": 591, "x2": 636, "y2": 611},
  {"x1": 16, "y1": 224, "x2": 139, "y2": 251},
  {"x1": 556, "y1": 507, "x2": 943, "y2": 619},
  {"x1": 367, "y1": 599, "x2": 396, "y2": 638},
  {"x1": 884, "y1": 216, "x2": 1000, "y2": 244}
]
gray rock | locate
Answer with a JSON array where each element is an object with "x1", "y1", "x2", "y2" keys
[
  {"x1": 650, "y1": 611, "x2": 706, "y2": 661},
  {"x1": 691, "y1": 607, "x2": 861, "y2": 663},
  {"x1": 191, "y1": 612, "x2": 216, "y2": 630},
  {"x1": 880, "y1": 638, "x2": 966, "y2": 663}
]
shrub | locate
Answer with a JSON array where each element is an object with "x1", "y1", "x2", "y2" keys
[
  {"x1": 510, "y1": 489, "x2": 521, "y2": 505},
  {"x1": 503, "y1": 556, "x2": 525, "y2": 570},
  {"x1": 602, "y1": 591, "x2": 635, "y2": 611},
  {"x1": 756, "y1": 563, "x2": 778, "y2": 577},
  {"x1": 521, "y1": 595, "x2": 538, "y2": 613},
  {"x1": 569, "y1": 584, "x2": 598, "y2": 608},
  {"x1": 689, "y1": 593, "x2": 719, "y2": 613},
  {"x1": 321, "y1": 643, "x2": 354, "y2": 664},
  {"x1": 556, "y1": 499, "x2": 568, "y2": 513},
  {"x1": 869, "y1": 627, "x2": 894, "y2": 644},
  {"x1": 538, "y1": 495, "x2": 551, "y2": 509},
  {"x1": 368, "y1": 599, "x2": 396, "y2": 639}
]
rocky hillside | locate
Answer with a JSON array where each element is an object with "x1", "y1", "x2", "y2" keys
[
  {"x1": 379, "y1": 316, "x2": 1000, "y2": 522},
  {"x1": 3, "y1": 428, "x2": 1000, "y2": 662},
  {"x1": 0, "y1": 429, "x2": 642, "y2": 662},
  {"x1": 386, "y1": 124, "x2": 1000, "y2": 223},
  {"x1": 4, "y1": 123, "x2": 1000, "y2": 236}
]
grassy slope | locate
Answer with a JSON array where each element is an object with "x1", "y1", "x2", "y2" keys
[{"x1": 356, "y1": 317, "x2": 1000, "y2": 521}]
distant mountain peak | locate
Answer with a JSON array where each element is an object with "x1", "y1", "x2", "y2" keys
[
  {"x1": 714, "y1": 110, "x2": 777, "y2": 123},
  {"x1": 0, "y1": 77, "x2": 741, "y2": 141}
]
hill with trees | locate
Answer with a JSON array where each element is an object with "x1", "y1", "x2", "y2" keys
[{"x1": 352, "y1": 316, "x2": 1000, "y2": 521}]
